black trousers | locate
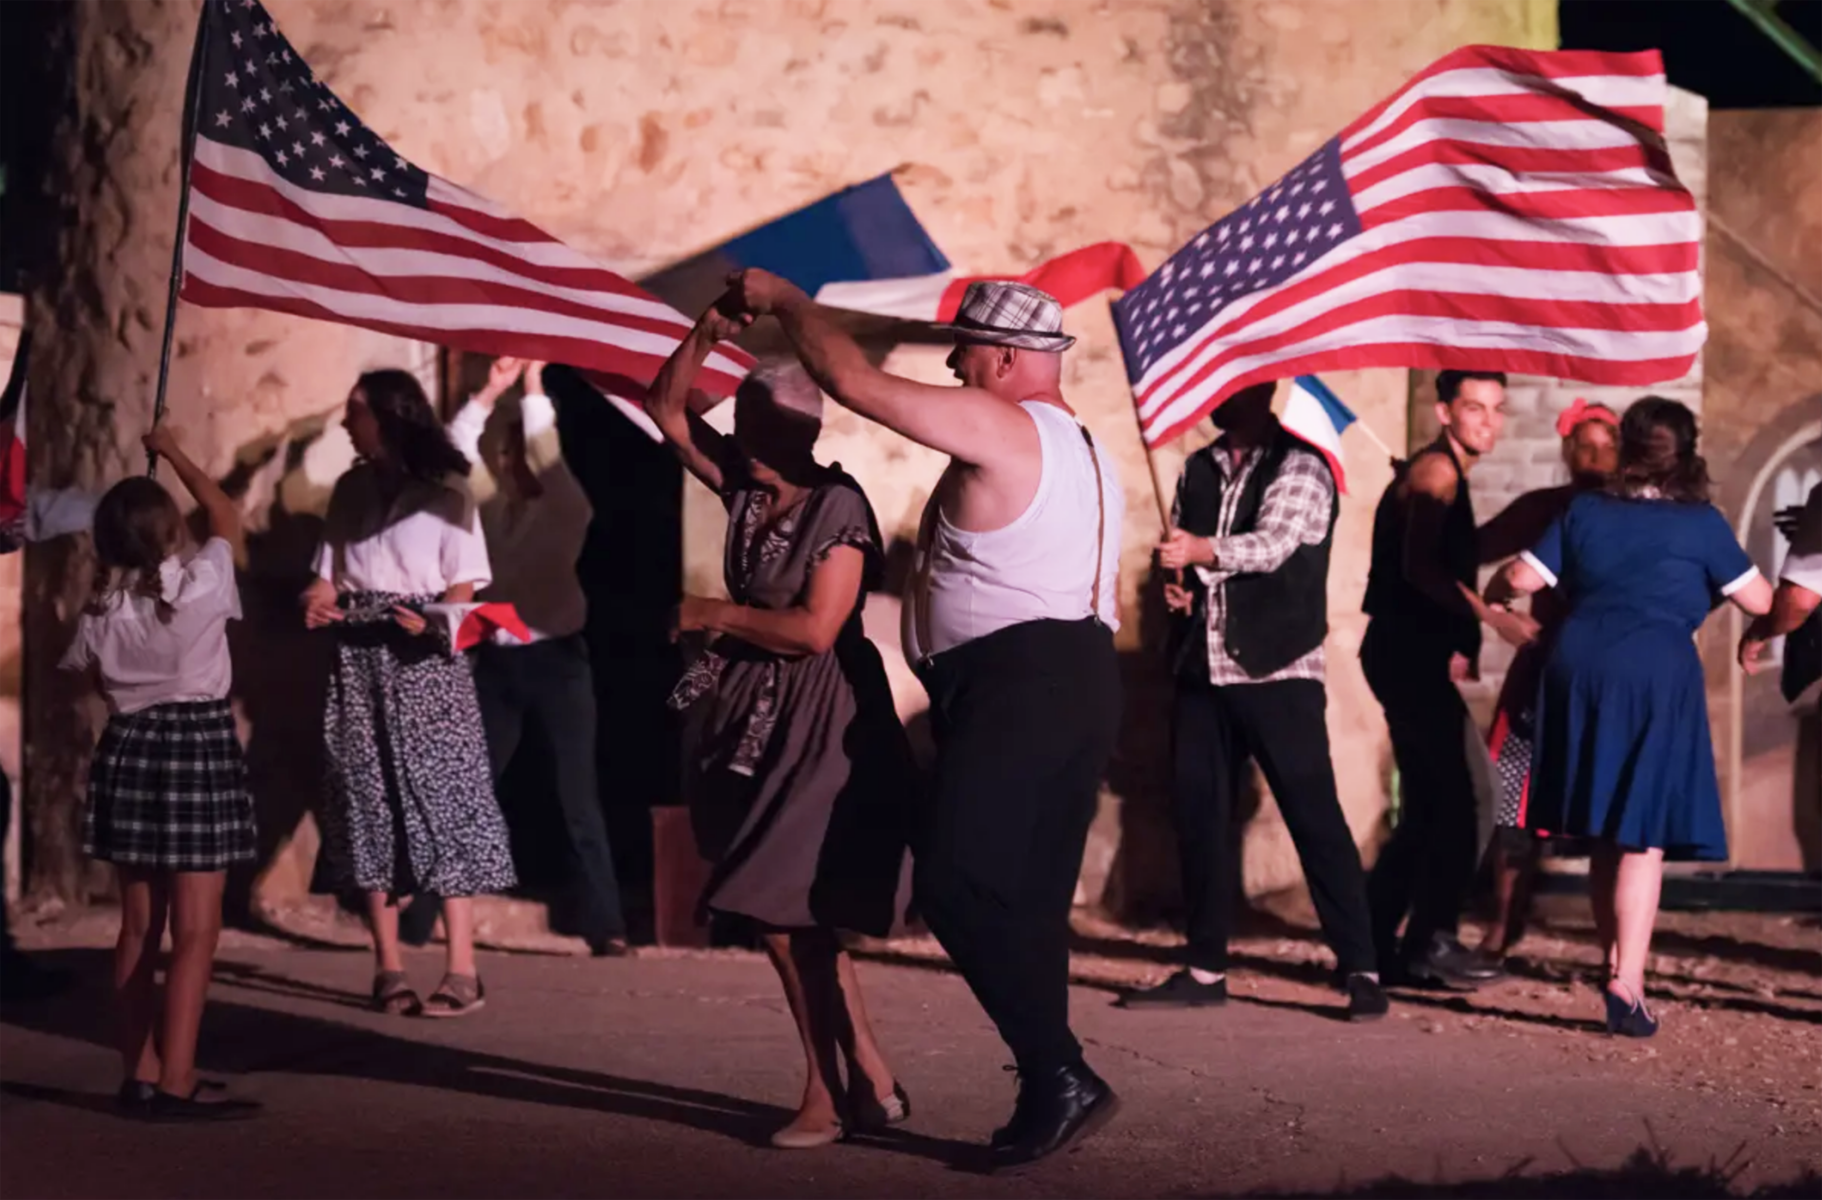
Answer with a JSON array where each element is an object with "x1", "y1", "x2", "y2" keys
[
  {"x1": 913, "y1": 618, "x2": 1120, "y2": 1076},
  {"x1": 473, "y1": 636, "x2": 626, "y2": 943},
  {"x1": 1360, "y1": 622, "x2": 1476, "y2": 965},
  {"x1": 1172, "y1": 676, "x2": 1376, "y2": 976}
]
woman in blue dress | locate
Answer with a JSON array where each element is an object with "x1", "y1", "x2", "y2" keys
[{"x1": 1491, "y1": 398, "x2": 1771, "y2": 1037}]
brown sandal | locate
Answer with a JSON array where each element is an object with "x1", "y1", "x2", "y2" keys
[
  {"x1": 371, "y1": 970, "x2": 421, "y2": 1016},
  {"x1": 420, "y1": 973, "x2": 485, "y2": 1018}
]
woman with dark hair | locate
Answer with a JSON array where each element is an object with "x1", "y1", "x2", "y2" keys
[
  {"x1": 647, "y1": 308, "x2": 916, "y2": 1149},
  {"x1": 302, "y1": 369, "x2": 515, "y2": 1017},
  {"x1": 1492, "y1": 397, "x2": 1771, "y2": 1036},
  {"x1": 1472, "y1": 399, "x2": 1620, "y2": 963}
]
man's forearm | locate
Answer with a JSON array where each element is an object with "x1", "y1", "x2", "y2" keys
[{"x1": 774, "y1": 295, "x2": 882, "y2": 416}]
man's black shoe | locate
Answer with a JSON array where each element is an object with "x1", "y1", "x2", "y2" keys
[
  {"x1": 1346, "y1": 972, "x2": 1390, "y2": 1021},
  {"x1": 1112, "y1": 970, "x2": 1227, "y2": 1009},
  {"x1": 1410, "y1": 933, "x2": 1505, "y2": 988},
  {"x1": 989, "y1": 1062, "x2": 1119, "y2": 1173}
]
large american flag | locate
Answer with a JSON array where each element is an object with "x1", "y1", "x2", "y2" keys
[
  {"x1": 178, "y1": 0, "x2": 753, "y2": 408},
  {"x1": 1114, "y1": 47, "x2": 1702, "y2": 448}
]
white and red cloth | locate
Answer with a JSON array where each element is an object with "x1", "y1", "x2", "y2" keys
[{"x1": 422, "y1": 602, "x2": 532, "y2": 653}]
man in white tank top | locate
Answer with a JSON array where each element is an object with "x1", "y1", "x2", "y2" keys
[{"x1": 721, "y1": 272, "x2": 1125, "y2": 1170}]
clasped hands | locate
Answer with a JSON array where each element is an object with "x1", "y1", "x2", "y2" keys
[
  {"x1": 299, "y1": 577, "x2": 429, "y2": 637},
  {"x1": 701, "y1": 268, "x2": 809, "y2": 336}
]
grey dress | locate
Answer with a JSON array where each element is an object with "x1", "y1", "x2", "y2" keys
[{"x1": 670, "y1": 469, "x2": 916, "y2": 935}]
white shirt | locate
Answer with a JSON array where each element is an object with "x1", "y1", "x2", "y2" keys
[
  {"x1": 447, "y1": 393, "x2": 592, "y2": 641},
  {"x1": 1780, "y1": 483, "x2": 1822, "y2": 595},
  {"x1": 60, "y1": 537, "x2": 240, "y2": 714},
  {"x1": 905, "y1": 400, "x2": 1124, "y2": 662},
  {"x1": 314, "y1": 465, "x2": 491, "y2": 596}
]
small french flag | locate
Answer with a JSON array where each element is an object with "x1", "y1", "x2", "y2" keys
[{"x1": 1280, "y1": 374, "x2": 1357, "y2": 495}]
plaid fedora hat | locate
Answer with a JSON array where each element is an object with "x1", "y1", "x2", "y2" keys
[{"x1": 932, "y1": 281, "x2": 1076, "y2": 352}]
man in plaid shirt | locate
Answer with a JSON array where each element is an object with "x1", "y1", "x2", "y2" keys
[{"x1": 1116, "y1": 382, "x2": 1387, "y2": 1021}]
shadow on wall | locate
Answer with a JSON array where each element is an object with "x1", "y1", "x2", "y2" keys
[{"x1": 200, "y1": 371, "x2": 684, "y2": 935}]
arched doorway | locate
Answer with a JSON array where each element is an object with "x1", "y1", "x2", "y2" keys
[{"x1": 1729, "y1": 408, "x2": 1822, "y2": 872}]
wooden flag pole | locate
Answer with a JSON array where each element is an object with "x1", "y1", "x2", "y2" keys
[
  {"x1": 1352, "y1": 416, "x2": 1401, "y2": 466},
  {"x1": 1142, "y1": 443, "x2": 1175, "y2": 533},
  {"x1": 146, "y1": 6, "x2": 211, "y2": 477}
]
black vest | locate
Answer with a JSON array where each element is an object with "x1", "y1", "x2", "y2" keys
[
  {"x1": 1361, "y1": 441, "x2": 1481, "y2": 657},
  {"x1": 1169, "y1": 429, "x2": 1337, "y2": 682}
]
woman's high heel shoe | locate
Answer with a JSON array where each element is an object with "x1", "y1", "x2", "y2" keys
[{"x1": 1603, "y1": 986, "x2": 1659, "y2": 1038}]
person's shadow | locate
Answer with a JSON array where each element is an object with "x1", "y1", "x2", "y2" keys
[{"x1": 0, "y1": 949, "x2": 982, "y2": 1170}]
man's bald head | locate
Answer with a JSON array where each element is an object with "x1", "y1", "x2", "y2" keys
[{"x1": 945, "y1": 340, "x2": 1065, "y2": 402}]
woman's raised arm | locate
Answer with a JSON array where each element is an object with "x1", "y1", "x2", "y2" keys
[{"x1": 648, "y1": 307, "x2": 749, "y2": 493}]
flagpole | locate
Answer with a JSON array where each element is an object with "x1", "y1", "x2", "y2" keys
[
  {"x1": 1352, "y1": 417, "x2": 1401, "y2": 465},
  {"x1": 146, "y1": 3, "x2": 211, "y2": 478}
]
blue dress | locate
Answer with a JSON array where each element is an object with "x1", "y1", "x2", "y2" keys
[{"x1": 1522, "y1": 493, "x2": 1757, "y2": 861}]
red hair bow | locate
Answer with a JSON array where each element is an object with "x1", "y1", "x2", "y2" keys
[{"x1": 1556, "y1": 398, "x2": 1618, "y2": 439}]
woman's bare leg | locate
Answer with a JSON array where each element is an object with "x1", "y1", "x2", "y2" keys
[
  {"x1": 158, "y1": 871, "x2": 226, "y2": 1097},
  {"x1": 366, "y1": 892, "x2": 404, "y2": 973},
  {"x1": 442, "y1": 896, "x2": 477, "y2": 978},
  {"x1": 830, "y1": 950, "x2": 899, "y2": 1107},
  {"x1": 113, "y1": 868, "x2": 169, "y2": 1086},
  {"x1": 761, "y1": 931, "x2": 842, "y2": 1140},
  {"x1": 1479, "y1": 838, "x2": 1539, "y2": 956},
  {"x1": 1610, "y1": 848, "x2": 1665, "y2": 1004}
]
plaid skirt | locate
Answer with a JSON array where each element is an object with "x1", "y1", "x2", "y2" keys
[{"x1": 84, "y1": 699, "x2": 257, "y2": 872}]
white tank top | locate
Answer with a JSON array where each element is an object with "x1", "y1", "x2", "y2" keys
[{"x1": 904, "y1": 400, "x2": 1125, "y2": 663}]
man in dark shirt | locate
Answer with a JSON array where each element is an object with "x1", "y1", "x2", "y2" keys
[
  {"x1": 1361, "y1": 369, "x2": 1536, "y2": 988},
  {"x1": 1117, "y1": 382, "x2": 1386, "y2": 1021}
]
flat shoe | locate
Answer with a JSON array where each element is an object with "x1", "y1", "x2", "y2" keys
[
  {"x1": 144, "y1": 1085, "x2": 260, "y2": 1123},
  {"x1": 420, "y1": 973, "x2": 486, "y2": 1018},
  {"x1": 769, "y1": 1119, "x2": 846, "y2": 1149},
  {"x1": 848, "y1": 1080, "x2": 911, "y2": 1132}
]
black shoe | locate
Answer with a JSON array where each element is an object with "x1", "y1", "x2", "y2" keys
[
  {"x1": 989, "y1": 1063, "x2": 1120, "y2": 1173},
  {"x1": 1346, "y1": 973, "x2": 1390, "y2": 1021},
  {"x1": 144, "y1": 1084, "x2": 260, "y2": 1123},
  {"x1": 588, "y1": 936, "x2": 633, "y2": 958},
  {"x1": 1407, "y1": 934, "x2": 1505, "y2": 989},
  {"x1": 119, "y1": 1078, "x2": 227, "y2": 1115},
  {"x1": 116, "y1": 1081, "x2": 157, "y2": 1114},
  {"x1": 1113, "y1": 970, "x2": 1227, "y2": 1010}
]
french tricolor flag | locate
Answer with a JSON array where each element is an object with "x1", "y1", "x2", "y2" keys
[
  {"x1": 642, "y1": 172, "x2": 1144, "y2": 339},
  {"x1": 1280, "y1": 374, "x2": 1357, "y2": 495}
]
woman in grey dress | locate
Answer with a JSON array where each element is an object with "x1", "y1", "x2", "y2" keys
[{"x1": 651, "y1": 305, "x2": 916, "y2": 1150}]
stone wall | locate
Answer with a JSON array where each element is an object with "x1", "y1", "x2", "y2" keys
[
  {"x1": 20, "y1": 0, "x2": 1557, "y2": 920},
  {"x1": 1701, "y1": 108, "x2": 1822, "y2": 872}
]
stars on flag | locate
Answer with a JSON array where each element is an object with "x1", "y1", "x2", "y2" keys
[
  {"x1": 196, "y1": 0, "x2": 428, "y2": 207},
  {"x1": 1112, "y1": 136, "x2": 1362, "y2": 369}
]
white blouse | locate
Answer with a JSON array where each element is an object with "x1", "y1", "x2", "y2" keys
[
  {"x1": 60, "y1": 537, "x2": 241, "y2": 714},
  {"x1": 314, "y1": 466, "x2": 492, "y2": 596}
]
